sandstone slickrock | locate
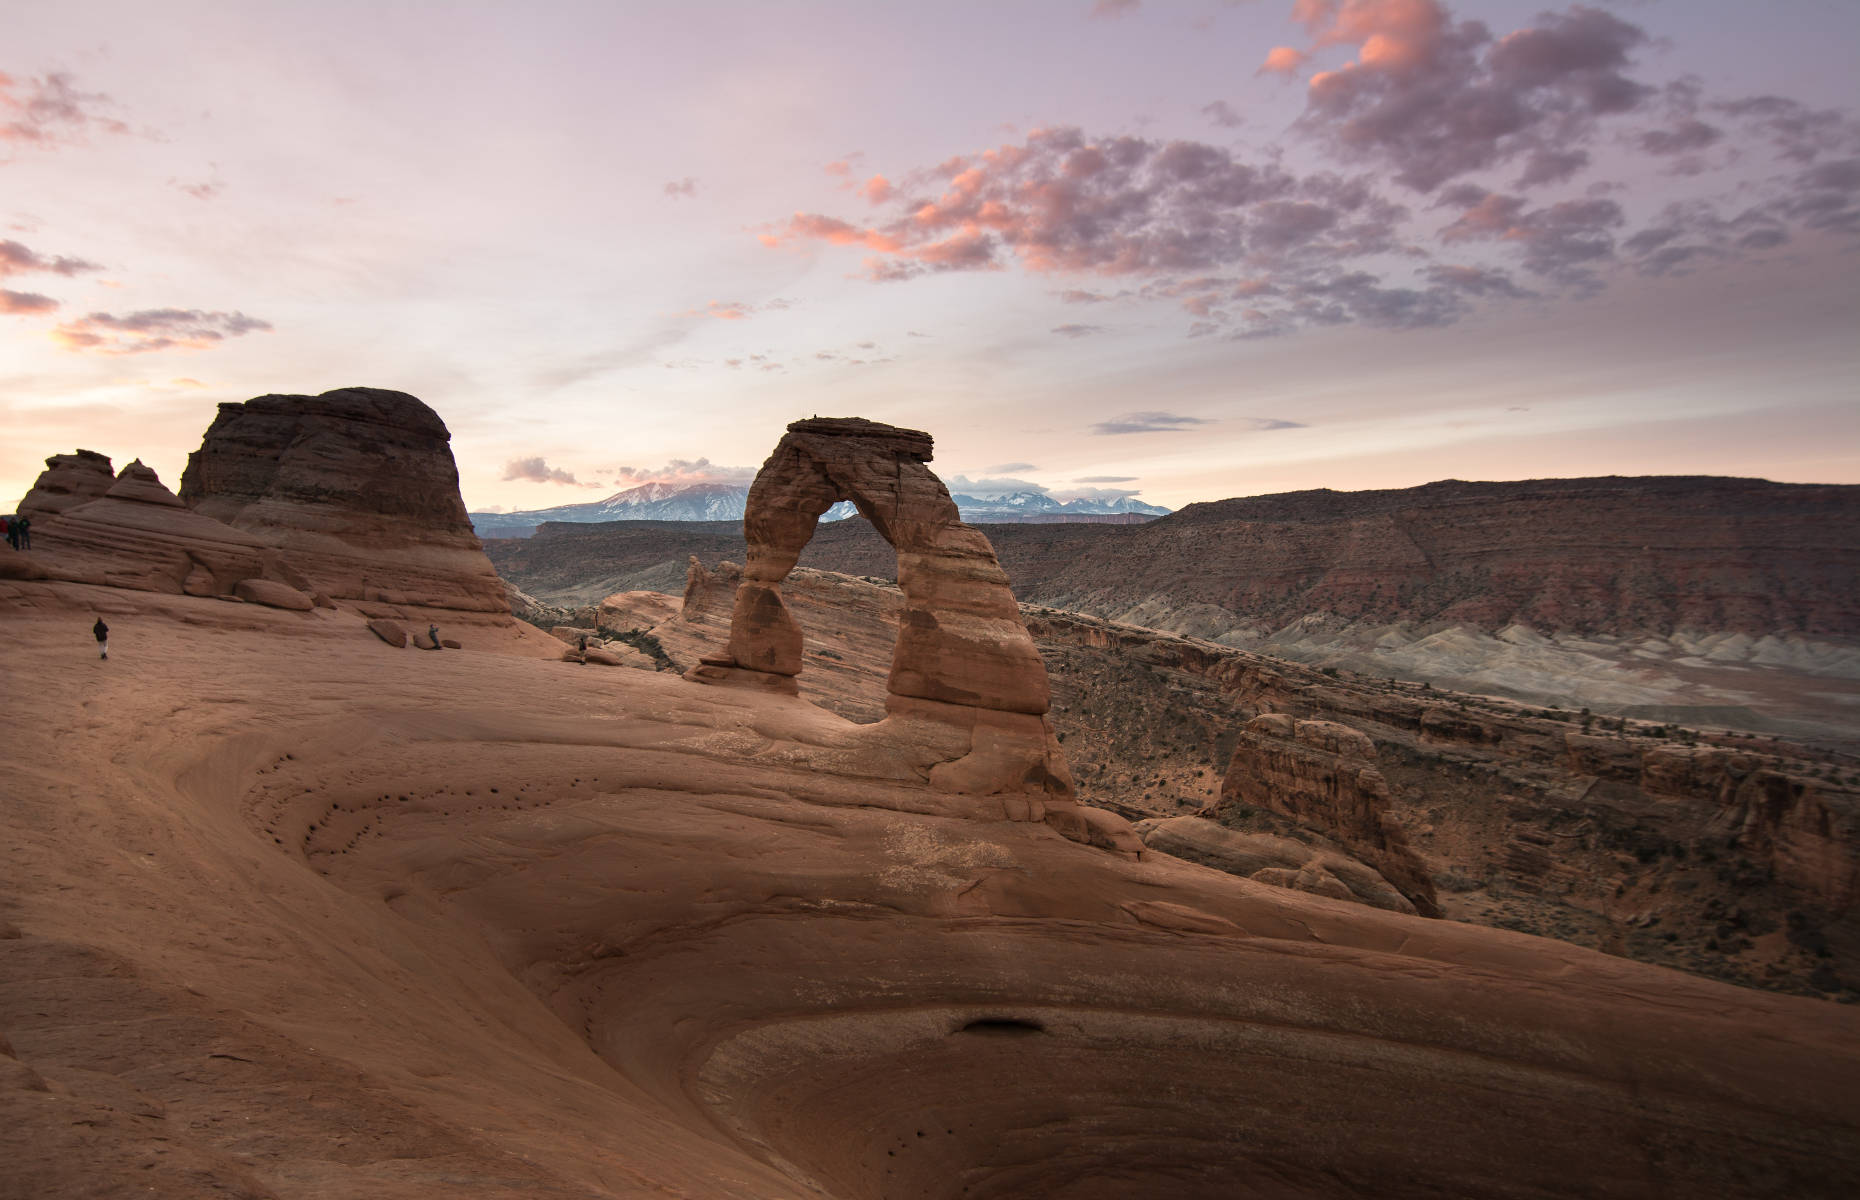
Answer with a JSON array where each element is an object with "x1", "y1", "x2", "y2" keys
[
  {"x1": 690, "y1": 417, "x2": 1137, "y2": 854},
  {"x1": 15, "y1": 449, "x2": 114, "y2": 518},
  {"x1": 178, "y1": 387, "x2": 509, "y2": 614},
  {"x1": 1135, "y1": 815, "x2": 1419, "y2": 914},
  {"x1": 2, "y1": 592, "x2": 1856, "y2": 1199},
  {"x1": 1221, "y1": 714, "x2": 1440, "y2": 916}
]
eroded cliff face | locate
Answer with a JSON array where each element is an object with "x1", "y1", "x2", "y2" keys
[
  {"x1": 177, "y1": 387, "x2": 507, "y2": 612},
  {"x1": 1220, "y1": 714, "x2": 1441, "y2": 916}
]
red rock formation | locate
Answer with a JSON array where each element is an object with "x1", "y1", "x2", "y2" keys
[
  {"x1": 178, "y1": 387, "x2": 507, "y2": 613},
  {"x1": 1222, "y1": 714, "x2": 1440, "y2": 915},
  {"x1": 15, "y1": 449, "x2": 114, "y2": 518},
  {"x1": 690, "y1": 417, "x2": 1138, "y2": 854},
  {"x1": 26, "y1": 460, "x2": 278, "y2": 596}
]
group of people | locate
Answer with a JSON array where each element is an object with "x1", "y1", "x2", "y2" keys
[{"x1": 2, "y1": 513, "x2": 28, "y2": 550}]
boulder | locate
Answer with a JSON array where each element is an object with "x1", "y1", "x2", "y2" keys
[
  {"x1": 367, "y1": 618, "x2": 408, "y2": 648},
  {"x1": 440, "y1": 638, "x2": 462, "y2": 650},
  {"x1": 233, "y1": 579, "x2": 315, "y2": 611},
  {"x1": 412, "y1": 630, "x2": 440, "y2": 650},
  {"x1": 0, "y1": 553, "x2": 48, "y2": 581}
]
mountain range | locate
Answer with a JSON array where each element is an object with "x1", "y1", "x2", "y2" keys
[{"x1": 469, "y1": 481, "x2": 1167, "y2": 536}]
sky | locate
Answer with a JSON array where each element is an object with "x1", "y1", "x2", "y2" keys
[{"x1": 4, "y1": 0, "x2": 1857, "y2": 515}]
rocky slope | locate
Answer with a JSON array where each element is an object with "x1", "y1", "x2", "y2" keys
[
  {"x1": 592, "y1": 562, "x2": 1860, "y2": 1002},
  {"x1": 5, "y1": 575, "x2": 1859, "y2": 1198}
]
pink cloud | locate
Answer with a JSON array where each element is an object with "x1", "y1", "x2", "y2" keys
[
  {"x1": 0, "y1": 71, "x2": 129, "y2": 146},
  {"x1": 52, "y1": 308, "x2": 272, "y2": 355},
  {"x1": 1260, "y1": 46, "x2": 1309, "y2": 76},
  {"x1": 1, "y1": 288, "x2": 56, "y2": 314},
  {"x1": 1287, "y1": 0, "x2": 1654, "y2": 192},
  {"x1": 0, "y1": 238, "x2": 101, "y2": 279},
  {"x1": 859, "y1": 174, "x2": 893, "y2": 204}
]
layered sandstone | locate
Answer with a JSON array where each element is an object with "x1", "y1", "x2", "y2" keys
[
  {"x1": 15, "y1": 448, "x2": 116, "y2": 518},
  {"x1": 1134, "y1": 815, "x2": 1419, "y2": 913},
  {"x1": 178, "y1": 387, "x2": 508, "y2": 612},
  {"x1": 22, "y1": 459, "x2": 281, "y2": 596},
  {"x1": 1220, "y1": 714, "x2": 1440, "y2": 916}
]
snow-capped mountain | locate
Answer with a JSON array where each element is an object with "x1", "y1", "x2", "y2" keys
[
  {"x1": 947, "y1": 491, "x2": 1172, "y2": 520},
  {"x1": 470, "y1": 481, "x2": 1167, "y2": 537}
]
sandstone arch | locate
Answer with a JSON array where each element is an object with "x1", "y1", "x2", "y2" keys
[{"x1": 688, "y1": 417, "x2": 1137, "y2": 853}]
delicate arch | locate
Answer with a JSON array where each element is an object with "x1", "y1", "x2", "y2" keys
[{"x1": 723, "y1": 417, "x2": 1050, "y2": 715}]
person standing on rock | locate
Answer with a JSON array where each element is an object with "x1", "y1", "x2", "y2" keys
[
  {"x1": 93, "y1": 617, "x2": 109, "y2": 660},
  {"x1": 577, "y1": 633, "x2": 588, "y2": 663},
  {"x1": 428, "y1": 623, "x2": 441, "y2": 650},
  {"x1": 15, "y1": 515, "x2": 29, "y2": 550}
]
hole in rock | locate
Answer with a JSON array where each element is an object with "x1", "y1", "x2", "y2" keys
[{"x1": 955, "y1": 1017, "x2": 1045, "y2": 1037}]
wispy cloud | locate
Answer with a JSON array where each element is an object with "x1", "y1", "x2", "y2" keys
[
  {"x1": 685, "y1": 299, "x2": 755, "y2": 320},
  {"x1": 663, "y1": 177, "x2": 697, "y2": 198},
  {"x1": 1, "y1": 288, "x2": 56, "y2": 314},
  {"x1": 1052, "y1": 323, "x2": 1106, "y2": 337},
  {"x1": 0, "y1": 238, "x2": 101, "y2": 278},
  {"x1": 1091, "y1": 411, "x2": 1210, "y2": 435},
  {"x1": 53, "y1": 308, "x2": 271, "y2": 354},
  {"x1": 1201, "y1": 100, "x2": 1245, "y2": 128},
  {"x1": 1076, "y1": 475, "x2": 1136, "y2": 483},
  {"x1": 0, "y1": 70, "x2": 129, "y2": 147}
]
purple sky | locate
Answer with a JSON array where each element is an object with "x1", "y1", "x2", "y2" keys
[{"x1": 4, "y1": 0, "x2": 1857, "y2": 514}]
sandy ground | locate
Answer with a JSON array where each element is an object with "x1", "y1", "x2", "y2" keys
[{"x1": 4, "y1": 582, "x2": 1860, "y2": 1198}]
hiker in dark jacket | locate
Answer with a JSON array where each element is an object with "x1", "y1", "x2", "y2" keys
[{"x1": 93, "y1": 617, "x2": 109, "y2": 660}]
